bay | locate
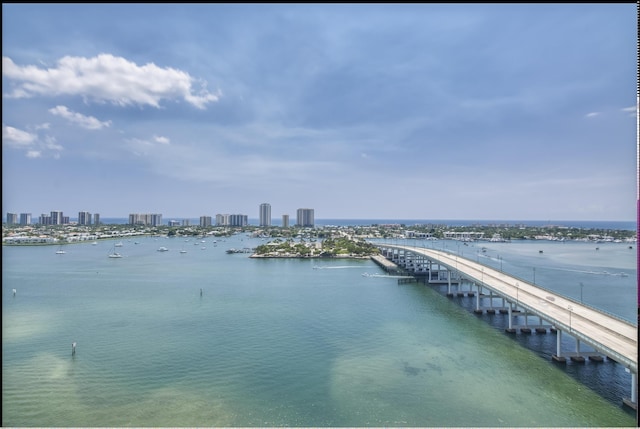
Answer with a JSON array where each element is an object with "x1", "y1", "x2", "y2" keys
[{"x1": 2, "y1": 233, "x2": 637, "y2": 427}]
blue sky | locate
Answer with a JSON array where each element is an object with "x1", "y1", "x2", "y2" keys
[{"x1": 2, "y1": 3, "x2": 637, "y2": 221}]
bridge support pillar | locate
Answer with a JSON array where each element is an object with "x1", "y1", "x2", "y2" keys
[
  {"x1": 552, "y1": 330, "x2": 567, "y2": 363},
  {"x1": 505, "y1": 303, "x2": 516, "y2": 333},
  {"x1": 520, "y1": 310, "x2": 531, "y2": 334},
  {"x1": 474, "y1": 283, "x2": 482, "y2": 314},
  {"x1": 447, "y1": 269, "x2": 453, "y2": 296},
  {"x1": 623, "y1": 372, "x2": 638, "y2": 410}
]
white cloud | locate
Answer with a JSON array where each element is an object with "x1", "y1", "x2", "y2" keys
[
  {"x1": 26, "y1": 150, "x2": 41, "y2": 158},
  {"x1": 585, "y1": 112, "x2": 600, "y2": 118},
  {"x1": 3, "y1": 54, "x2": 221, "y2": 109},
  {"x1": 2, "y1": 124, "x2": 37, "y2": 148},
  {"x1": 153, "y1": 135, "x2": 170, "y2": 145},
  {"x1": 49, "y1": 105, "x2": 112, "y2": 130},
  {"x1": 44, "y1": 135, "x2": 63, "y2": 152},
  {"x1": 621, "y1": 105, "x2": 637, "y2": 117}
]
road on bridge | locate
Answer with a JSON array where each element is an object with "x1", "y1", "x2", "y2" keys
[{"x1": 380, "y1": 244, "x2": 637, "y2": 374}]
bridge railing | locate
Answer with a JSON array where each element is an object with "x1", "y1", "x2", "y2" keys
[{"x1": 373, "y1": 241, "x2": 637, "y2": 326}]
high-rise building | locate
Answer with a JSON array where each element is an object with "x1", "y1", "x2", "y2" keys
[
  {"x1": 50, "y1": 210, "x2": 64, "y2": 225},
  {"x1": 93, "y1": 213, "x2": 100, "y2": 225},
  {"x1": 129, "y1": 213, "x2": 163, "y2": 226},
  {"x1": 229, "y1": 214, "x2": 248, "y2": 227},
  {"x1": 296, "y1": 208, "x2": 314, "y2": 227},
  {"x1": 259, "y1": 203, "x2": 271, "y2": 227},
  {"x1": 39, "y1": 214, "x2": 52, "y2": 225},
  {"x1": 200, "y1": 216, "x2": 212, "y2": 227},
  {"x1": 282, "y1": 214, "x2": 289, "y2": 228},
  {"x1": 78, "y1": 211, "x2": 92, "y2": 225},
  {"x1": 19, "y1": 213, "x2": 31, "y2": 225},
  {"x1": 216, "y1": 214, "x2": 229, "y2": 226},
  {"x1": 6, "y1": 213, "x2": 18, "y2": 225}
]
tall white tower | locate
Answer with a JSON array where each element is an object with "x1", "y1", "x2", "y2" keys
[{"x1": 259, "y1": 203, "x2": 271, "y2": 227}]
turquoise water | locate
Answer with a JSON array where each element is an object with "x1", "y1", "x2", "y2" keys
[{"x1": 2, "y1": 234, "x2": 637, "y2": 427}]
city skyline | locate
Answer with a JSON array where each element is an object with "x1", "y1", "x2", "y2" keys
[{"x1": 2, "y1": 4, "x2": 637, "y2": 221}]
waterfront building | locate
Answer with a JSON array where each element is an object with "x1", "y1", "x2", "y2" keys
[
  {"x1": 200, "y1": 216, "x2": 212, "y2": 227},
  {"x1": 50, "y1": 210, "x2": 64, "y2": 225},
  {"x1": 93, "y1": 213, "x2": 100, "y2": 225},
  {"x1": 78, "y1": 211, "x2": 92, "y2": 225},
  {"x1": 19, "y1": 213, "x2": 31, "y2": 225},
  {"x1": 259, "y1": 203, "x2": 271, "y2": 227},
  {"x1": 216, "y1": 214, "x2": 229, "y2": 226},
  {"x1": 282, "y1": 214, "x2": 289, "y2": 228},
  {"x1": 169, "y1": 220, "x2": 180, "y2": 227},
  {"x1": 38, "y1": 213, "x2": 52, "y2": 225},
  {"x1": 229, "y1": 214, "x2": 248, "y2": 227},
  {"x1": 182, "y1": 219, "x2": 190, "y2": 226},
  {"x1": 6, "y1": 213, "x2": 18, "y2": 225},
  {"x1": 129, "y1": 213, "x2": 163, "y2": 226},
  {"x1": 296, "y1": 208, "x2": 314, "y2": 227}
]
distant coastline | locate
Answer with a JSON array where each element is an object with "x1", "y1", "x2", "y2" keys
[{"x1": 70, "y1": 218, "x2": 638, "y2": 231}]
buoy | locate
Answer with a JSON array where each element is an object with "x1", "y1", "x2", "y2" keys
[{"x1": 72, "y1": 342, "x2": 77, "y2": 355}]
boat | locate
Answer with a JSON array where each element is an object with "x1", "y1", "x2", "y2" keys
[
  {"x1": 114, "y1": 242, "x2": 123, "y2": 247},
  {"x1": 92, "y1": 241, "x2": 98, "y2": 246},
  {"x1": 108, "y1": 246, "x2": 122, "y2": 258},
  {"x1": 55, "y1": 245, "x2": 66, "y2": 254},
  {"x1": 180, "y1": 249, "x2": 187, "y2": 254},
  {"x1": 157, "y1": 247, "x2": 169, "y2": 252}
]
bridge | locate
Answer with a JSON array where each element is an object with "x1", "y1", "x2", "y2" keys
[{"x1": 374, "y1": 243, "x2": 638, "y2": 410}]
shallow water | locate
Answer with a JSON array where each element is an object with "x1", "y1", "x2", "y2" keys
[{"x1": 2, "y1": 235, "x2": 637, "y2": 426}]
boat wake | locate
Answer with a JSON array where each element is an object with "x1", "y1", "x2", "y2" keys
[{"x1": 544, "y1": 267, "x2": 629, "y2": 277}]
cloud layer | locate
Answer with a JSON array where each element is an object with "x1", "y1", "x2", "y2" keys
[{"x1": 3, "y1": 54, "x2": 221, "y2": 109}]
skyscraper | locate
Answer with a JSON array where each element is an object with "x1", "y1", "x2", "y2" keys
[
  {"x1": 259, "y1": 203, "x2": 271, "y2": 227},
  {"x1": 19, "y1": 213, "x2": 31, "y2": 225},
  {"x1": 50, "y1": 210, "x2": 64, "y2": 225},
  {"x1": 296, "y1": 208, "x2": 314, "y2": 227},
  {"x1": 282, "y1": 214, "x2": 289, "y2": 228},
  {"x1": 6, "y1": 213, "x2": 18, "y2": 225},
  {"x1": 78, "y1": 211, "x2": 92, "y2": 225}
]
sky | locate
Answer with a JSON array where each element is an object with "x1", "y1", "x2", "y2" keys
[{"x1": 2, "y1": 3, "x2": 637, "y2": 221}]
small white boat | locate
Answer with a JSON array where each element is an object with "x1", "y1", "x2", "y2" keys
[
  {"x1": 157, "y1": 247, "x2": 169, "y2": 252},
  {"x1": 108, "y1": 245, "x2": 122, "y2": 258},
  {"x1": 114, "y1": 242, "x2": 123, "y2": 247},
  {"x1": 55, "y1": 246, "x2": 66, "y2": 254},
  {"x1": 180, "y1": 249, "x2": 187, "y2": 254},
  {"x1": 92, "y1": 241, "x2": 98, "y2": 246}
]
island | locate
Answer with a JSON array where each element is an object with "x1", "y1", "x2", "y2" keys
[{"x1": 251, "y1": 236, "x2": 380, "y2": 258}]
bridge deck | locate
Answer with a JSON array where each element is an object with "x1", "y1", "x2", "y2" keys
[{"x1": 377, "y1": 244, "x2": 638, "y2": 374}]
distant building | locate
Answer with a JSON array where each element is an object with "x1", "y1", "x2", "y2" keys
[
  {"x1": 215, "y1": 214, "x2": 247, "y2": 226},
  {"x1": 6, "y1": 213, "x2": 18, "y2": 225},
  {"x1": 182, "y1": 219, "x2": 190, "y2": 226},
  {"x1": 282, "y1": 214, "x2": 289, "y2": 228},
  {"x1": 51, "y1": 211, "x2": 64, "y2": 225},
  {"x1": 39, "y1": 214, "x2": 52, "y2": 225},
  {"x1": 129, "y1": 213, "x2": 163, "y2": 226},
  {"x1": 229, "y1": 214, "x2": 248, "y2": 227},
  {"x1": 93, "y1": 213, "x2": 100, "y2": 225},
  {"x1": 296, "y1": 208, "x2": 314, "y2": 227},
  {"x1": 20, "y1": 213, "x2": 31, "y2": 225},
  {"x1": 78, "y1": 211, "x2": 92, "y2": 225},
  {"x1": 216, "y1": 214, "x2": 229, "y2": 226},
  {"x1": 259, "y1": 203, "x2": 271, "y2": 227},
  {"x1": 168, "y1": 220, "x2": 180, "y2": 227},
  {"x1": 200, "y1": 216, "x2": 212, "y2": 227}
]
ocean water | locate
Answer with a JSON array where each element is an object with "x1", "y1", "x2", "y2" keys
[{"x1": 2, "y1": 234, "x2": 637, "y2": 427}]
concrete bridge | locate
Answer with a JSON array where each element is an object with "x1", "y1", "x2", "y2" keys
[{"x1": 374, "y1": 243, "x2": 638, "y2": 410}]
